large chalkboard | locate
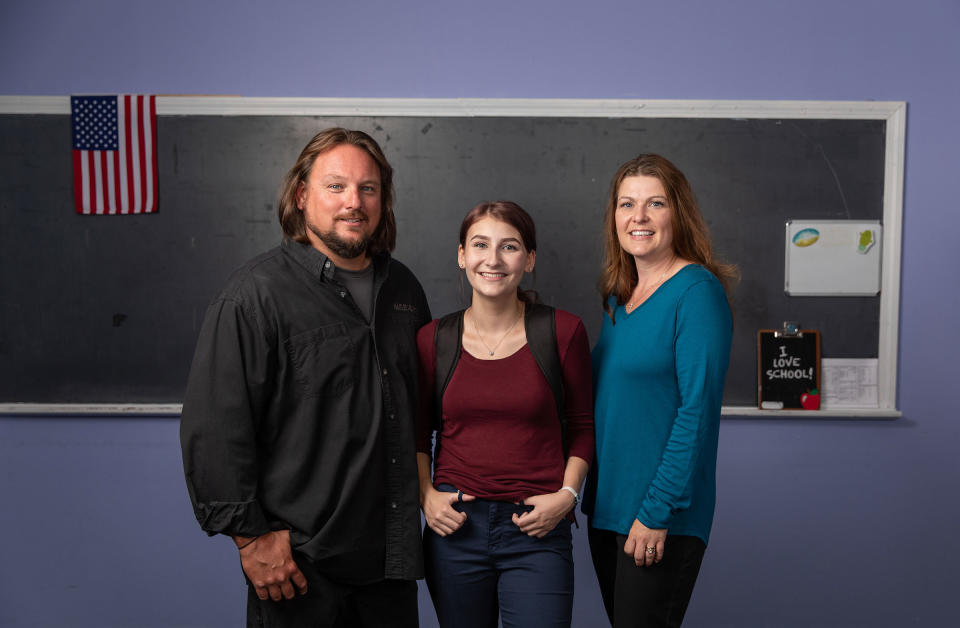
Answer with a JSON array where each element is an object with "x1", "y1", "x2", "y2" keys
[{"x1": 0, "y1": 98, "x2": 904, "y2": 412}]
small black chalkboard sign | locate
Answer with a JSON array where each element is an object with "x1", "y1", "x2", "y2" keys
[{"x1": 757, "y1": 329, "x2": 821, "y2": 410}]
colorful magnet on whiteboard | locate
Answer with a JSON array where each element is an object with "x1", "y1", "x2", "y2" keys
[
  {"x1": 857, "y1": 230, "x2": 875, "y2": 254},
  {"x1": 792, "y1": 228, "x2": 820, "y2": 247}
]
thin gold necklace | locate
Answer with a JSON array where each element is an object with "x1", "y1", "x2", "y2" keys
[
  {"x1": 627, "y1": 257, "x2": 675, "y2": 313},
  {"x1": 470, "y1": 303, "x2": 524, "y2": 356}
]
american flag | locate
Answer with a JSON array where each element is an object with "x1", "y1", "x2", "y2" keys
[{"x1": 71, "y1": 95, "x2": 158, "y2": 214}]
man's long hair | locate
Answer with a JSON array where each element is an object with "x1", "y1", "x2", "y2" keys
[{"x1": 278, "y1": 128, "x2": 397, "y2": 255}]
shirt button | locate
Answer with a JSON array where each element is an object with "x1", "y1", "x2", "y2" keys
[
  {"x1": 382, "y1": 368, "x2": 388, "y2": 375},
  {"x1": 391, "y1": 502, "x2": 397, "y2": 509},
  {"x1": 324, "y1": 261, "x2": 331, "y2": 269},
  {"x1": 391, "y1": 457, "x2": 397, "y2": 464},
  {"x1": 389, "y1": 413, "x2": 396, "y2": 420},
  {"x1": 339, "y1": 291, "x2": 346, "y2": 298}
]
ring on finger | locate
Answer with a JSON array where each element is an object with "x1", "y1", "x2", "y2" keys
[{"x1": 645, "y1": 547, "x2": 656, "y2": 555}]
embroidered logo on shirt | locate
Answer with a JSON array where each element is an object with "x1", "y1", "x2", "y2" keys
[{"x1": 393, "y1": 303, "x2": 417, "y2": 313}]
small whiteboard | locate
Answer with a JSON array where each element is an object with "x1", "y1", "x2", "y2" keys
[{"x1": 785, "y1": 220, "x2": 882, "y2": 296}]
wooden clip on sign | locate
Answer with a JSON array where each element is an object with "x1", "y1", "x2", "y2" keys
[{"x1": 757, "y1": 326, "x2": 821, "y2": 410}]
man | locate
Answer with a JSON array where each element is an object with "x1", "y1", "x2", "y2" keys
[{"x1": 180, "y1": 128, "x2": 430, "y2": 627}]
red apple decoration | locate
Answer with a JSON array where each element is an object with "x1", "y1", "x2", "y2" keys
[{"x1": 800, "y1": 388, "x2": 821, "y2": 410}]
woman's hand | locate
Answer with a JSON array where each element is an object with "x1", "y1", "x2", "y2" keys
[
  {"x1": 421, "y1": 486, "x2": 474, "y2": 536},
  {"x1": 512, "y1": 490, "x2": 576, "y2": 538},
  {"x1": 623, "y1": 518, "x2": 667, "y2": 567}
]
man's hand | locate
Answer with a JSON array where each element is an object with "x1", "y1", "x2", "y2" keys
[
  {"x1": 421, "y1": 486, "x2": 474, "y2": 536},
  {"x1": 235, "y1": 530, "x2": 308, "y2": 601},
  {"x1": 623, "y1": 519, "x2": 667, "y2": 567},
  {"x1": 511, "y1": 490, "x2": 575, "y2": 538}
]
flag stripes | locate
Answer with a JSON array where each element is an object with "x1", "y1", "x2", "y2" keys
[{"x1": 72, "y1": 95, "x2": 157, "y2": 215}]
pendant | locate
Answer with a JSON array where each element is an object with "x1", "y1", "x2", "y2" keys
[{"x1": 489, "y1": 351, "x2": 494, "y2": 356}]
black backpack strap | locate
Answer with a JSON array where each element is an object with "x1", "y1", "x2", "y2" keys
[
  {"x1": 433, "y1": 310, "x2": 465, "y2": 435},
  {"x1": 524, "y1": 303, "x2": 567, "y2": 455}
]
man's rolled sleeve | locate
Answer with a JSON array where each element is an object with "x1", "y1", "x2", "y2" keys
[{"x1": 180, "y1": 296, "x2": 273, "y2": 538}]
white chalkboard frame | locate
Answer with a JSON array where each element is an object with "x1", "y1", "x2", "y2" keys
[{"x1": 0, "y1": 97, "x2": 905, "y2": 417}]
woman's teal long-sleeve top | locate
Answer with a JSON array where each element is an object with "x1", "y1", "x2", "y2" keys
[{"x1": 582, "y1": 264, "x2": 732, "y2": 545}]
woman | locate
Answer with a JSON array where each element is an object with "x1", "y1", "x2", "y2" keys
[
  {"x1": 582, "y1": 155, "x2": 736, "y2": 628},
  {"x1": 416, "y1": 201, "x2": 594, "y2": 628}
]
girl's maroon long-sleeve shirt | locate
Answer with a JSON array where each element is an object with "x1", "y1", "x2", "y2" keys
[{"x1": 416, "y1": 308, "x2": 594, "y2": 503}]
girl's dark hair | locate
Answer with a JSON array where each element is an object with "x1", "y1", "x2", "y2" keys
[{"x1": 460, "y1": 200, "x2": 538, "y2": 304}]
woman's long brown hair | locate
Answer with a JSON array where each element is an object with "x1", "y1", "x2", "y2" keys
[{"x1": 598, "y1": 154, "x2": 738, "y2": 321}]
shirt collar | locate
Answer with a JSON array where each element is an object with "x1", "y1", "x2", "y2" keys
[{"x1": 282, "y1": 237, "x2": 387, "y2": 282}]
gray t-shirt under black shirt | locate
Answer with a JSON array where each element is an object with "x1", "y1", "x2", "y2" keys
[{"x1": 336, "y1": 262, "x2": 375, "y2": 323}]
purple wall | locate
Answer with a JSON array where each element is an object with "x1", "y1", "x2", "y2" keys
[{"x1": 2, "y1": 1, "x2": 959, "y2": 626}]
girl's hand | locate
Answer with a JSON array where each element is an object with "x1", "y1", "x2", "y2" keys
[
  {"x1": 511, "y1": 490, "x2": 576, "y2": 538},
  {"x1": 421, "y1": 486, "x2": 474, "y2": 536}
]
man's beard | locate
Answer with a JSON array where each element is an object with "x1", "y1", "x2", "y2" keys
[{"x1": 307, "y1": 220, "x2": 372, "y2": 260}]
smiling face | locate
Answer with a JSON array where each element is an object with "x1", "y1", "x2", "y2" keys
[
  {"x1": 458, "y1": 216, "x2": 536, "y2": 302},
  {"x1": 296, "y1": 143, "x2": 382, "y2": 269},
  {"x1": 615, "y1": 174, "x2": 676, "y2": 265}
]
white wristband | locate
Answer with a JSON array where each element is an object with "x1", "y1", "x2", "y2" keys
[{"x1": 560, "y1": 485, "x2": 580, "y2": 505}]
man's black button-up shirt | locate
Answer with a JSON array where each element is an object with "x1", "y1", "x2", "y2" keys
[{"x1": 181, "y1": 239, "x2": 430, "y2": 582}]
